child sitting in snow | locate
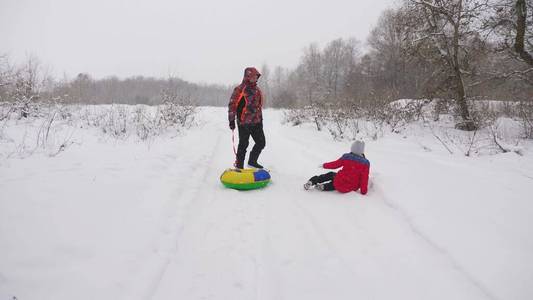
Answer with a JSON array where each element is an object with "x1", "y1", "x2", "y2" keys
[{"x1": 304, "y1": 140, "x2": 370, "y2": 194}]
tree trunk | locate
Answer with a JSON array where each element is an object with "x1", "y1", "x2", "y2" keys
[
  {"x1": 515, "y1": 0, "x2": 533, "y2": 66},
  {"x1": 452, "y1": 0, "x2": 476, "y2": 131}
]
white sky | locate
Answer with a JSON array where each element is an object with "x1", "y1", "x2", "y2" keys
[{"x1": 1, "y1": 0, "x2": 396, "y2": 85}]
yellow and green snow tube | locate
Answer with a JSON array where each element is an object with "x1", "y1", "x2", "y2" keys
[{"x1": 220, "y1": 168, "x2": 271, "y2": 190}]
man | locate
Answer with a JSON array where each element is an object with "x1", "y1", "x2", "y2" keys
[{"x1": 228, "y1": 67, "x2": 265, "y2": 169}]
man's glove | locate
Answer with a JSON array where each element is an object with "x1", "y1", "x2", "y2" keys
[{"x1": 229, "y1": 120, "x2": 235, "y2": 130}]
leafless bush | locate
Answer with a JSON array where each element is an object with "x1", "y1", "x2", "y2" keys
[
  {"x1": 35, "y1": 110, "x2": 58, "y2": 149},
  {"x1": 2, "y1": 101, "x2": 78, "y2": 158},
  {"x1": 282, "y1": 101, "x2": 385, "y2": 140},
  {"x1": 281, "y1": 108, "x2": 311, "y2": 126},
  {"x1": 324, "y1": 105, "x2": 350, "y2": 140},
  {"x1": 158, "y1": 81, "x2": 197, "y2": 129},
  {"x1": 518, "y1": 101, "x2": 533, "y2": 139},
  {"x1": 79, "y1": 106, "x2": 105, "y2": 128},
  {"x1": 87, "y1": 102, "x2": 197, "y2": 141},
  {"x1": 432, "y1": 99, "x2": 452, "y2": 121},
  {"x1": 0, "y1": 102, "x2": 15, "y2": 121},
  {"x1": 468, "y1": 101, "x2": 522, "y2": 154},
  {"x1": 429, "y1": 109, "x2": 522, "y2": 157},
  {"x1": 310, "y1": 103, "x2": 327, "y2": 131},
  {"x1": 390, "y1": 100, "x2": 426, "y2": 131},
  {"x1": 463, "y1": 101, "x2": 500, "y2": 156},
  {"x1": 100, "y1": 105, "x2": 128, "y2": 138},
  {"x1": 470, "y1": 101, "x2": 501, "y2": 129},
  {"x1": 327, "y1": 115, "x2": 348, "y2": 140},
  {"x1": 133, "y1": 106, "x2": 162, "y2": 141},
  {"x1": 281, "y1": 99, "x2": 421, "y2": 140},
  {"x1": 500, "y1": 101, "x2": 517, "y2": 118},
  {"x1": 160, "y1": 100, "x2": 196, "y2": 128},
  {"x1": 359, "y1": 99, "x2": 426, "y2": 134},
  {"x1": 8, "y1": 57, "x2": 48, "y2": 119},
  {"x1": 56, "y1": 102, "x2": 74, "y2": 122}
]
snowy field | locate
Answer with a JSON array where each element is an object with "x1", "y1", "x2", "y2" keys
[{"x1": 1, "y1": 107, "x2": 533, "y2": 300}]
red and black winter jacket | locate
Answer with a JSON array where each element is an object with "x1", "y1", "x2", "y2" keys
[
  {"x1": 228, "y1": 67, "x2": 263, "y2": 125},
  {"x1": 323, "y1": 153, "x2": 370, "y2": 194}
]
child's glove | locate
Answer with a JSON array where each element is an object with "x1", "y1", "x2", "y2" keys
[
  {"x1": 318, "y1": 164, "x2": 323, "y2": 168},
  {"x1": 229, "y1": 120, "x2": 235, "y2": 130}
]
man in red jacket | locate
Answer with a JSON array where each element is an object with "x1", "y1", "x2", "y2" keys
[
  {"x1": 228, "y1": 67, "x2": 265, "y2": 169},
  {"x1": 304, "y1": 141, "x2": 370, "y2": 194}
]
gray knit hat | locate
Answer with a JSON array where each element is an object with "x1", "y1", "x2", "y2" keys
[{"x1": 351, "y1": 140, "x2": 365, "y2": 155}]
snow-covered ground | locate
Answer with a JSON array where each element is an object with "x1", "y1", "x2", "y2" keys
[{"x1": 1, "y1": 107, "x2": 532, "y2": 300}]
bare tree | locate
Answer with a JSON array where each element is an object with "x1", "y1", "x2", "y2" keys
[
  {"x1": 0, "y1": 55, "x2": 10, "y2": 86},
  {"x1": 11, "y1": 56, "x2": 43, "y2": 118},
  {"x1": 322, "y1": 38, "x2": 360, "y2": 102},
  {"x1": 404, "y1": 0, "x2": 490, "y2": 130},
  {"x1": 297, "y1": 43, "x2": 324, "y2": 105},
  {"x1": 0, "y1": 54, "x2": 13, "y2": 102},
  {"x1": 269, "y1": 66, "x2": 298, "y2": 108},
  {"x1": 365, "y1": 8, "x2": 428, "y2": 100},
  {"x1": 484, "y1": 0, "x2": 533, "y2": 79},
  {"x1": 70, "y1": 73, "x2": 93, "y2": 103},
  {"x1": 514, "y1": 0, "x2": 533, "y2": 66},
  {"x1": 259, "y1": 64, "x2": 271, "y2": 107}
]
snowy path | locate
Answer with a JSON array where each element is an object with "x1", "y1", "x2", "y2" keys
[
  {"x1": 1, "y1": 108, "x2": 532, "y2": 300},
  {"x1": 148, "y1": 114, "x2": 490, "y2": 300}
]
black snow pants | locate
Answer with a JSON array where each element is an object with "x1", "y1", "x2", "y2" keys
[
  {"x1": 309, "y1": 171, "x2": 337, "y2": 191},
  {"x1": 236, "y1": 122, "x2": 265, "y2": 167}
]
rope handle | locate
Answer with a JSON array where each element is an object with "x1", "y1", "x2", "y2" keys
[{"x1": 232, "y1": 129, "x2": 237, "y2": 156}]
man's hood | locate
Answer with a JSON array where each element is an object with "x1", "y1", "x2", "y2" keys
[{"x1": 242, "y1": 67, "x2": 261, "y2": 85}]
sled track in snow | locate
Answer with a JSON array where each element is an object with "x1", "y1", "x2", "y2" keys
[
  {"x1": 373, "y1": 184, "x2": 498, "y2": 300},
  {"x1": 289, "y1": 196, "x2": 360, "y2": 276},
  {"x1": 143, "y1": 131, "x2": 224, "y2": 300}
]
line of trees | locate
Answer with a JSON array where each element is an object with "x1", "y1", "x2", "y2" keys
[
  {"x1": 263, "y1": 0, "x2": 532, "y2": 131},
  {"x1": 0, "y1": 55, "x2": 232, "y2": 113},
  {"x1": 52, "y1": 73, "x2": 232, "y2": 106}
]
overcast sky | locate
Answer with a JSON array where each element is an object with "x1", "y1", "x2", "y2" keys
[{"x1": 1, "y1": 0, "x2": 396, "y2": 85}]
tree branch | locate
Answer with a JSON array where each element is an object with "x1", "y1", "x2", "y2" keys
[{"x1": 468, "y1": 67, "x2": 533, "y2": 87}]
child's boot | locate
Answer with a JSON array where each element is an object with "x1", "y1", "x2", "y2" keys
[{"x1": 303, "y1": 181, "x2": 313, "y2": 190}]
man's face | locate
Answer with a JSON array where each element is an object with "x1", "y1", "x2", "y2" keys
[{"x1": 249, "y1": 73, "x2": 259, "y2": 83}]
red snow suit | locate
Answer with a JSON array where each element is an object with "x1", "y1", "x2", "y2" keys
[
  {"x1": 323, "y1": 153, "x2": 370, "y2": 194},
  {"x1": 228, "y1": 67, "x2": 263, "y2": 125}
]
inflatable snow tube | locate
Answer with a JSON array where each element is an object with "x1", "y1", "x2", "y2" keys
[{"x1": 220, "y1": 168, "x2": 271, "y2": 190}]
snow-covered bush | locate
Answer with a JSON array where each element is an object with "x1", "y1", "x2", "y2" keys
[
  {"x1": 281, "y1": 98, "x2": 530, "y2": 156},
  {"x1": 282, "y1": 99, "x2": 428, "y2": 140},
  {"x1": 93, "y1": 103, "x2": 196, "y2": 140},
  {"x1": 0, "y1": 102, "x2": 198, "y2": 159},
  {"x1": 0, "y1": 101, "x2": 77, "y2": 158},
  {"x1": 160, "y1": 100, "x2": 196, "y2": 128},
  {"x1": 101, "y1": 105, "x2": 128, "y2": 139},
  {"x1": 518, "y1": 101, "x2": 533, "y2": 139},
  {"x1": 282, "y1": 107, "x2": 311, "y2": 126},
  {"x1": 0, "y1": 101, "x2": 13, "y2": 121}
]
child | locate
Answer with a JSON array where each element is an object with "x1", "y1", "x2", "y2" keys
[{"x1": 304, "y1": 140, "x2": 370, "y2": 195}]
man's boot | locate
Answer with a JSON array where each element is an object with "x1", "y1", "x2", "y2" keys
[
  {"x1": 247, "y1": 149, "x2": 263, "y2": 169},
  {"x1": 234, "y1": 159, "x2": 244, "y2": 169},
  {"x1": 235, "y1": 151, "x2": 246, "y2": 169}
]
